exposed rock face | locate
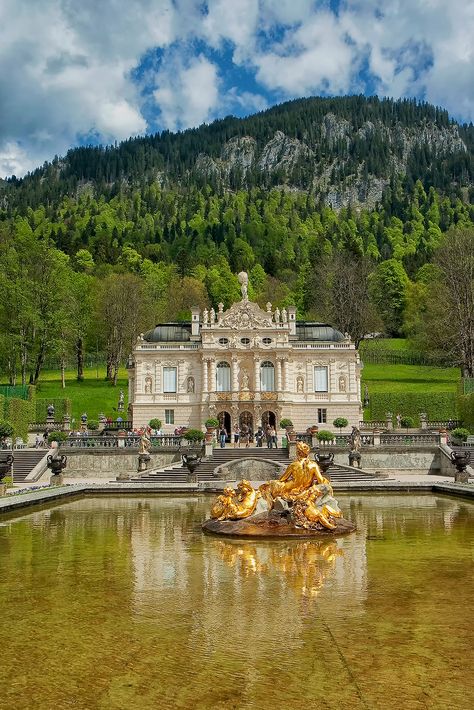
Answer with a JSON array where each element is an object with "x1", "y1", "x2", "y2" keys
[{"x1": 193, "y1": 112, "x2": 468, "y2": 208}]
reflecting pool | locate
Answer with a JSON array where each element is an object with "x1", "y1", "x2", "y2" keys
[{"x1": 0, "y1": 494, "x2": 473, "y2": 709}]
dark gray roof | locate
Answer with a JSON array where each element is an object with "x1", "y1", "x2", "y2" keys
[
  {"x1": 144, "y1": 323, "x2": 192, "y2": 342},
  {"x1": 296, "y1": 322, "x2": 345, "y2": 342}
]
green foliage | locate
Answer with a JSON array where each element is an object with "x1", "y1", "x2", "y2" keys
[
  {"x1": 457, "y1": 393, "x2": 474, "y2": 429},
  {"x1": 368, "y1": 259, "x2": 410, "y2": 336},
  {"x1": 368, "y1": 392, "x2": 457, "y2": 423},
  {"x1": 149, "y1": 418, "x2": 162, "y2": 430},
  {"x1": 87, "y1": 419, "x2": 99, "y2": 430},
  {"x1": 205, "y1": 418, "x2": 219, "y2": 428},
  {"x1": 183, "y1": 429, "x2": 205, "y2": 443},
  {"x1": 451, "y1": 427, "x2": 470, "y2": 441},
  {"x1": 35, "y1": 398, "x2": 71, "y2": 421},
  {"x1": 280, "y1": 418, "x2": 293, "y2": 428},
  {"x1": 333, "y1": 417, "x2": 349, "y2": 429},
  {"x1": 48, "y1": 431, "x2": 68, "y2": 443},
  {"x1": 317, "y1": 430, "x2": 334, "y2": 442},
  {"x1": 0, "y1": 419, "x2": 14, "y2": 439},
  {"x1": 5, "y1": 398, "x2": 32, "y2": 441},
  {"x1": 400, "y1": 416, "x2": 415, "y2": 429}
]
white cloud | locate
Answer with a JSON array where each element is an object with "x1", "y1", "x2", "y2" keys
[
  {"x1": 153, "y1": 54, "x2": 221, "y2": 130},
  {"x1": 0, "y1": 0, "x2": 472, "y2": 177}
]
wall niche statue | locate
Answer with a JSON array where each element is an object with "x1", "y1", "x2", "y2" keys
[
  {"x1": 338, "y1": 376, "x2": 347, "y2": 392},
  {"x1": 187, "y1": 376, "x2": 195, "y2": 393},
  {"x1": 144, "y1": 376, "x2": 153, "y2": 394},
  {"x1": 296, "y1": 376, "x2": 304, "y2": 393}
]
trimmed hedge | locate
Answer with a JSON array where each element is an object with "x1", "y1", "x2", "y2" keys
[
  {"x1": 368, "y1": 392, "x2": 457, "y2": 424},
  {"x1": 457, "y1": 393, "x2": 474, "y2": 429},
  {"x1": 4, "y1": 398, "x2": 33, "y2": 441}
]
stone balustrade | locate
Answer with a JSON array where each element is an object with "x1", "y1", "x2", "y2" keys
[{"x1": 60, "y1": 435, "x2": 183, "y2": 449}]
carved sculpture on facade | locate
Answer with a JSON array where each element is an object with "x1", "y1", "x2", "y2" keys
[
  {"x1": 339, "y1": 375, "x2": 347, "y2": 392},
  {"x1": 296, "y1": 376, "x2": 304, "y2": 393},
  {"x1": 187, "y1": 376, "x2": 195, "y2": 393},
  {"x1": 144, "y1": 376, "x2": 153, "y2": 394},
  {"x1": 218, "y1": 300, "x2": 273, "y2": 330}
]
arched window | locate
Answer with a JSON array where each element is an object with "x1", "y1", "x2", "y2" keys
[
  {"x1": 260, "y1": 361, "x2": 275, "y2": 392},
  {"x1": 216, "y1": 361, "x2": 231, "y2": 391}
]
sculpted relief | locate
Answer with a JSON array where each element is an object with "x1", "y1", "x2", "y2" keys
[{"x1": 218, "y1": 300, "x2": 273, "y2": 330}]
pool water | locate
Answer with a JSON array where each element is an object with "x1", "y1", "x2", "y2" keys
[{"x1": 0, "y1": 494, "x2": 473, "y2": 709}]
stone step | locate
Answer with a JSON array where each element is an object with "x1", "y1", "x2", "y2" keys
[{"x1": 9, "y1": 450, "x2": 48, "y2": 482}]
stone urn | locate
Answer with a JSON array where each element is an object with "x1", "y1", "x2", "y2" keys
[
  {"x1": 47, "y1": 453, "x2": 67, "y2": 486},
  {"x1": 182, "y1": 451, "x2": 202, "y2": 483},
  {"x1": 450, "y1": 450, "x2": 470, "y2": 483},
  {"x1": 315, "y1": 451, "x2": 334, "y2": 475}
]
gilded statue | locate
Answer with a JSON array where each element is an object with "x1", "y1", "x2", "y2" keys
[
  {"x1": 259, "y1": 441, "x2": 329, "y2": 508},
  {"x1": 210, "y1": 480, "x2": 260, "y2": 520},
  {"x1": 207, "y1": 441, "x2": 346, "y2": 531}
]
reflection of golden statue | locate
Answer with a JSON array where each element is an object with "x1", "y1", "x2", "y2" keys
[
  {"x1": 259, "y1": 441, "x2": 329, "y2": 508},
  {"x1": 210, "y1": 480, "x2": 260, "y2": 520}
]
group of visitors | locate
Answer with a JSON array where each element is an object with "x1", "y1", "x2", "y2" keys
[{"x1": 218, "y1": 424, "x2": 278, "y2": 449}]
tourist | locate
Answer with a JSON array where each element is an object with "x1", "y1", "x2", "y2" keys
[
  {"x1": 241, "y1": 423, "x2": 250, "y2": 448},
  {"x1": 270, "y1": 426, "x2": 278, "y2": 448},
  {"x1": 35, "y1": 434, "x2": 42, "y2": 449},
  {"x1": 255, "y1": 427, "x2": 264, "y2": 447},
  {"x1": 266, "y1": 425, "x2": 272, "y2": 448},
  {"x1": 233, "y1": 424, "x2": 240, "y2": 448},
  {"x1": 219, "y1": 426, "x2": 227, "y2": 448}
]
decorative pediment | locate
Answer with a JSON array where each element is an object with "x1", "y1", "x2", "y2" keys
[{"x1": 218, "y1": 300, "x2": 273, "y2": 330}]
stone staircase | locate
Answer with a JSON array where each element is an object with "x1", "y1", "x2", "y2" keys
[
  {"x1": 11, "y1": 449, "x2": 48, "y2": 483},
  {"x1": 131, "y1": 446, "x2": 382, "y2": 484}
]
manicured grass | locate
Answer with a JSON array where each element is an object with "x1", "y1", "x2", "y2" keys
[
  {"x1": 33, "y1": 367, "x2": 129, "y2": 423},
  {"x1": 362, "y1": 362, "x2": 460, "y2": 393},
  {"x1": 360, "y1": 338, "x2": 412, "y2": 353}
]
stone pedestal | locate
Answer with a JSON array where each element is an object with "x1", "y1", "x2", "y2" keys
[
  {"x1": 0, "y1": 483, "x2": 7, "y2": 496},
  {"x1": 137, "y1": 453, "x2": 151, "y2": 472},
  {"x1": 454, "y1": 469, "x2": 469, "y2": 484},
  {"x1": 187, "y1": 471, "x2": 198, "y2": 484},
  {"x1": 46, "y1": 415, "x2": 55, "y2": 427},
  {"x1": 62, "y1": 415, "x2": 71, "y2": 432},
  {"x1": 204, "y1": 441, "x2": 213, "y2": 457},
  {"x1": 50, "y1": 474, "x2": 64, "y2": 487}
]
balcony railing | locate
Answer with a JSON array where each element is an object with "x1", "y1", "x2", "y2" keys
[{"x1": 60, "y1": 435, "x2": 183, "y2": 449}]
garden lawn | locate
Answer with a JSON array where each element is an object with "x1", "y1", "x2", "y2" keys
[
  {"x1": 33, "y1": 366, "x2": 129, "y2": 423},
  {"x1": 362, "y1": 363, "x2": 460, "y2": 393}
]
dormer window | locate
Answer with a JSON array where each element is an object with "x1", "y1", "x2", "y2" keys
[
  {"x1": 218, "y1": 337, "x2": 229, "y2": 345},
  {"x1": 262, "y1": 337, "x2": 272, "y2": 345},
  {"x1": 240, "y1": 337, "x2": 251, "y2": 345}
]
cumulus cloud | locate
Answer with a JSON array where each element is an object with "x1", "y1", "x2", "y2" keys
[
  {"x1": 153, "y1": 54, "x2": 221, "y2": 130},
  {"x1": 0, "y1": 0, "x2": 472, "y2": 177}
]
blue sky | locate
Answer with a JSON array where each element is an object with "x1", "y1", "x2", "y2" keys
[{"x1": 0, "y1": 0, "x2": 473, "y2": 177}]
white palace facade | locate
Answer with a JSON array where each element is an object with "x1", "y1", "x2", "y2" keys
[{"x1": 128, "y1": 286, "x2": 362, "y2": 434}]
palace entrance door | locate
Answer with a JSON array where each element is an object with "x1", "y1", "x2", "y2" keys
[
  {"x1": 239, "y1": 411, "x2": 253, "y2": 441},
  {"x1": 218, "y1": 411, "x2": 231, "y2": 441},
  {"x1": 262, "y1": 410, "x2": 276, "y2": 429}
]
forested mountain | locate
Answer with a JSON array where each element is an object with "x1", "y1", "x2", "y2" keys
[{"x1": 0, "y1": 95, "x2": 473, "y2": 385}]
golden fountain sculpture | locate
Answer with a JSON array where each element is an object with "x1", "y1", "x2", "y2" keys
[{"x1": 202, "y1": 441, "x2": 356, "y2": 538}]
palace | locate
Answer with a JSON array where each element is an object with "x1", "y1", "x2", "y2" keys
[{"x1": 128, "y1": 279, "x2": 362, "y2": 434}]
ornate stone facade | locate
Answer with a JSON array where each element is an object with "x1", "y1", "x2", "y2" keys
[{"x1": 128, "y1": 291, "x2": 362, "y2": 433}]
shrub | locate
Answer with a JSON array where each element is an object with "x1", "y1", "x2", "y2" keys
[
  {"x1": 183, "y1": 429, "x2": 205, "y2": 443},
  {"x1": 0, "y1": 420, "x2": 14, "y2": 440},
  {"x1": 451, "y1": 427, "x2": 470, "y2": 442},
  {"x1": 47, "y1": 431, "x2": 68, "y2": 444},
  {"x1": 149, "y1": 418, "x2": 162, "y2": 430},
  {"x1": 87, "y1": 419, "x2": 99, "y2": 430},
  {"x1": 333, "y1": 417, "x2": 349, "y2": 430},
  {"x1": 317, "y1": 430, "x2": 334, "y2": 442},
  {"x1": 204, "y1": 418, "x2": 219, "y2": 428},
  {"x1": 280, "y1": 418, "x2": 294, "y2": 428},
  {"x1": 368, "y1": 392, "x2": 457, "y2": 424},
  {"x1": 400, "y1": 416, "x2": 415, "y2": 429}
]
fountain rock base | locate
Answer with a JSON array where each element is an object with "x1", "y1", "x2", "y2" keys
[{"x1": 202, "y1": 510, "x2": 356, "y2": 539}]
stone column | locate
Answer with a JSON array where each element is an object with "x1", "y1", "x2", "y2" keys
[
  {"x1": 276, "y1": 359, "x2": 283, "y2": 392},
  {"x1": 209, "y1": 359, "x2": 216, "y2": 394},
  {"x1": 282, "y1": 359, "x2": 289, "y2": 391},
  {"x1": 232, "y1": 357, "x2": 239, "y2": 392},
  {"x1": 254, "y1": 356, "x2": 261, "y2": 392},
  {"x1": 202, "y1": 358, "x2": 208, "y2": 393}
]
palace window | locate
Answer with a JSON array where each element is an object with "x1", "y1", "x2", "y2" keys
[
  {"x1": 240, "y1": 337, "x2": 251, "y2": 345},
  {"x1": 260, "y1": 361, "x2": 275, "y2": 391},
  {"x1": 262, "y1": 337, "x2": 272, "y2": 345},
  {"x1": 163, "y1": 367, "x2": 177, "y2": 393},
  {"x1": 165, "y1": 409, "x2": 174, "y2": 425},
  {"x1": 218, "y1": 337, "x2": 229, "y2": 345},
  {"x1": 314, "y1": 366, "x2": 328, "y2": 392},
  {"x1": 317, "y1": 408, "x2": 327, "y2": 424},
  {"x1": 216, "y1": 361, "x2": 231, "y2": 391}
]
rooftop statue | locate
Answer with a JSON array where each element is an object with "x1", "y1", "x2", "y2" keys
[{"x1": 238, "y1": 271, "x2": 249, "y2": 301}]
